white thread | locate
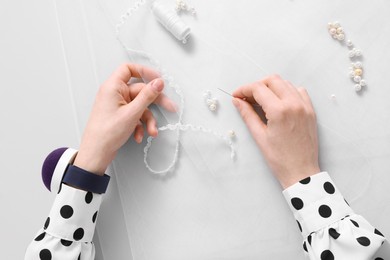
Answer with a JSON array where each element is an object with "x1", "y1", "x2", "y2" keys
[
  {"x1": 115, "y1": 1, "x2": 235, "y2": 175},
  {"x1": 144, "y1": 123, "x2": 236, "y2": 175},
  {"x1": 152, "y1": 1, "x2": 191, "y2": 44}
]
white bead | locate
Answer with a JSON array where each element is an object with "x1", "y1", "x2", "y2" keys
[
  {"x1": 346, "y1": 40, "x2": 353, "y2": 47},
  {"x1": 209, "y1": 103, "x2": 217, "y2": 111},
  {"x1": 355, "y1": 62, "x2": 362, "y2": 68},
  {"x1": 329, "y1": 28, "x2": 337, "y2": 35},
  {"x1": 349, "y1": 50, "x2": 355, "y2": 58},
  {"x1": 336, "y1": 27, "x2": 344, "y2": 34},
  {"x1": 228, "y1": 130, "x2": 236, "y2": 138},
  {"x1": 349, "y1": 71, "x2": 355, "y2": 78},
  {"x1": 353, "y1": 76, "x2": 362, "y2": 82},
  {"x1": 360, "y1": 79, "x2": 367, "y2": 86},
  {"x1": 334, "y1": 22, "x2": 340, "y2": 28},
  {"x1": 355, "y1": 84, "x2": 362, "y2": 92},
  {"x1": 337, "y1": 34, "x2": 345, "y2": 41},
  {"x1": 355, "y1": 49, "x2": 362, "y2": 56}
]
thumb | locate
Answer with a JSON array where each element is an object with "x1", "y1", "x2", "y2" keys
[
  {"x1": 126, "y1": 78, "x2": 164, "y2": 118},
  {"x1": 232, "y1": 98, "x2": 266, "y2": 142}
]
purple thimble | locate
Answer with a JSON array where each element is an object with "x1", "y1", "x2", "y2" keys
[{"x1": 41, "y1": 147, "x2": 78, "y2": 192}]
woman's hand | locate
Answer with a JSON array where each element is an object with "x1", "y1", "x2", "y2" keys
[
  {"x1": 232, "y1": 75, "x2": 320, "y2": 189},
  {"x1": 73, "y1": 63, "x2": 176, "y2": 175}
]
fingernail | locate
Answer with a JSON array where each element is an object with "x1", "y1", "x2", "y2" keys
[
  {"x1": 151, "y1": 78, "x2": 164, "y2": 92},
  {"x1": 232, "y1": 98, "x2": 240, "y2": 108}
]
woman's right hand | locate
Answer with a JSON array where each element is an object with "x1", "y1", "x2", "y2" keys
[{"x1": 232, "y1": 75, "x2": 320, "y2": 189}]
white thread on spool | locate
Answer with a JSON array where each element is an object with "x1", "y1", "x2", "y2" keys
[{"x1": 152, "y1": 1, "x2": 191, "y2": 43}]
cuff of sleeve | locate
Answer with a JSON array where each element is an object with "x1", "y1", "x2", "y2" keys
[
  {"x1": 45, "y1": 184, "x2": 102, "y2": 242},
  {"x1": 282, "y1": 172, "x2": 354, "y2": 238}
]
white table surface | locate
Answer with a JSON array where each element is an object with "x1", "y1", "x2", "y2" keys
[{"x1": 54, "y1": 0, "x2": 390, "y2": 259}]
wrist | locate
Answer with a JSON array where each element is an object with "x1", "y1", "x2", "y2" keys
[
  {"x1": 73, "y1": 149, "x2": 114, "y2": 176},
  {"x1": 279, "y1": 165, "x2": 321, "y2": 189}
]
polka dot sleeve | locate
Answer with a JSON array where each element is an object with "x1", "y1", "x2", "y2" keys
[
  {"x1": 283, "y1": 172, "x2": 387, "y2": 260},
  {"x1": 25, "y1": 184, "x2": 102, "y2": 260}
]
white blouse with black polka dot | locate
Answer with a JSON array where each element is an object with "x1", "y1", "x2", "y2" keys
[
  {"x1": 283, "y1": 172, "x2": 388, "y2": 260},
  {"x1": 25, "y1": 172, "x2": 388, "y2": 259}
]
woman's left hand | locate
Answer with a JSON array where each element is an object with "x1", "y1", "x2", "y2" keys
[{"x1": 73, "y1": 63, "x2": 176, "y2": 175}]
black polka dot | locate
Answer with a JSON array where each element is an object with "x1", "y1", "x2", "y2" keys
[
  {"x1": 350, "y1": 219, "x2": 359, "y2": 227},
  {"x1": 299, "y1": 177, "x2": 311, "y2": 184},
  {"x1": 73, "y1": 228, "x2": 85, "y2": 241},
  {"x1": 303, "y1": 241, "x2": 308, "y2": 252},
  {"x1": 318, "y1": 205, "x2": 332, "y2": 218},
  {"x1": 357, "y1": 236, "x2": 371, "y2": 246},
  {"x1": 323, "y1": 182, "x2": 335, "y2": 194},
  {"x1": 92, "y1": 211, "x2": 98, "y2": 223},
  {"x1": 60, "y1": 205, "x2": 74, "y2": 219},
  {"x1": 44, "y1": 217, "x2": 50, "y2": 230},
  {"x1": 60, "y1": 239, "x2": 73, "y2": 247},
  {"x1": 375, "y1": 228, "x2": 384, "y2": 237},
  {"x1": 375, "y1": 258, "x2": 384, "y2": 260},
  {"x1": 328, "y1": 228, "x2": 340, "y2": 239},
  {"x1": 85, "y1": 192, "x2": 93, "y2": 204},
  {"x1": 307, "y1": 234, "x2": 312, "y2": 245},
  {"x1": 297, "y1": 220, "x2": 302, "y2": 232},
  {"x1": 34, "y1": 232, "x2": 46, "y2": 241},
  {"x1": 39, "y1": 249, "x2": 52, "y2": 260},
  {"x1": 320, "y1": 250, "x2": 334, "y2": 260},
  {"x1": 291, "y1": 197, "x2": 304, "y2": 210}
]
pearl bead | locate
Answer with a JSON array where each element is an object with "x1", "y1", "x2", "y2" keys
[
  {"x1": 360, "y1": 79, "x2": 367, "y2": 86},
  {"x1": 355, "y1": 49, "x2": 362, "y2": 56},
  {"x1": 336, "y1": 27, "x2": 343, "y2": 34},
  {"x1": 228, "y1": 130, "x2": 236, "y2": 138},
  {"x1": 334, "y1": 22, "x2": 340, "y2": 28},
  {"x1": 209, "y1": 103, "x2": 217, "y2": 111},
  {"x1": 354, "y1": 68, "x2": 363, "y2": 76},
  {"x1": 346, "y1": 40, "x2": 353, "y2": 47},
  {"x1": 349, "y1": 50, "x2": 355, "y2": 58},
  {"x1": 337, "y1": 34, "x2": 345, "y2": 41},
  {"x1": 349, "y1": 71, "x2": 355, "y2": 78},
  {"x1": 355, "y1": 84, "x2": 362, "y2": 92},
  {"x1": 329, "y1": 28, "x2": 337, "y2": 35},
  {"x1": 353, "y1": 76, "x2": 362, "y2": 82},
  {"x1": 354, "y1": 62, "x2": 362, "y2": 69}
]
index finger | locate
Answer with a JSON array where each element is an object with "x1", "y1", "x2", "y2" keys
[
  {"x1": 109, "y1": 63, "x2": 160, "y2": 83},
  {"x1": 232, "y1": 81, "x2": 280, "y2": 110}
]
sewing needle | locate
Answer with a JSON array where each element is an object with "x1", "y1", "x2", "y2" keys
[{"x1": 217, "y1": 88, "x2": 261, "y2": 107}]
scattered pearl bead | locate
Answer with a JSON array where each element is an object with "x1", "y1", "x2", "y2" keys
[
  {"x1": 355, "y1": 61, "x2": 362, "y2": 68},
  {"x1": 349, "y1": 50, "x2": 356, "y2": 58},
  {"x1": 353, "y1": 76, "x2": 362, "y2": 82},
  {"x1": 360, "y1": 79, "x2": 367, "y2": 87},
  {"x1": 228, "y1": 130, "x2": 236, "y2": 138},
  {"x1": 337, "y1": 34, "x2": 345, "y2": 41},
  {"x1": 329, "y1": 28, "x2": 337, "y2": 35},
  {"x1": 355, "y1": 84, "x2": 362, "y2": 92},
  {"x1": 349, "y1": 71, "x2": 355, "y2": 78},
  {"x1": 355, "y1": 49, "x2": 362, "y2": 56},
  {"x1": 209, "y1": 103, "x2": 217, "y2": 111},
  {"x1": 336, "y1": 27, "x2": 344, "y2": 34},
  {"x1": 334, "y1": 21, "x2": 341, "y2": 28},
  {"x1": 346, "y1": 40, "x2": 353, "y2": 47},
  {"x1": 354, "y1": 68, "x2": 363, "y2": 76}
]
